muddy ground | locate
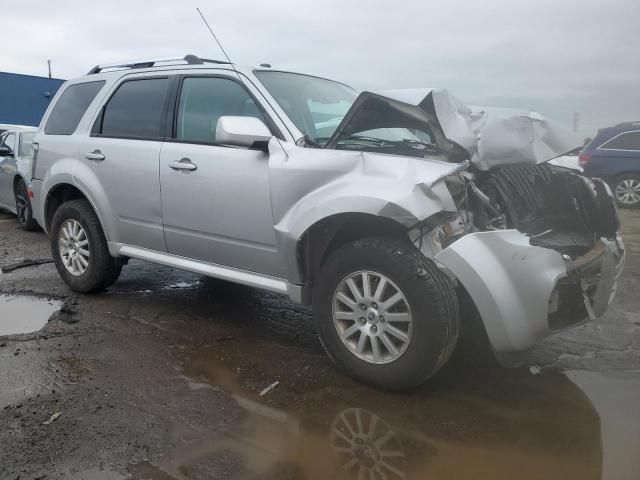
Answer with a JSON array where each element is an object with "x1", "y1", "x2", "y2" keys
[{"x1": 0, "y1": 209, "x2": 639, "y2": 480}]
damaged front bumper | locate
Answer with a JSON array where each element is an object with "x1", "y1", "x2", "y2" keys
[{"x1": 434, "y1": 230, "x2": 624, "y2": 354}]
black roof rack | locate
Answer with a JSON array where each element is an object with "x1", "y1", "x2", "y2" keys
[{"x1": 86, "y1": 54, "x2": 230, "y2": 75}]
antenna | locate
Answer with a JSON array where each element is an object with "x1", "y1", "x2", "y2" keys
[
  {"x1": 194, "y1": 8, "x2": 285, "y2": 151},
  {"x1": 196, "y1": 8, "x2": 243, "y2": 83}
]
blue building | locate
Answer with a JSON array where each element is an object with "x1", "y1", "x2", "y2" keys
[{"x1": 0, "y1": 72, "x2": 65, "y2": 126}]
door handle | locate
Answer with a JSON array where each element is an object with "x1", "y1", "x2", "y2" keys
[
  {"x1": 169, "y1": 158, "x2": 197, "y2": 172},
  {"x1": 85, "y1": 150, "x2": 105, "y2": 161}
]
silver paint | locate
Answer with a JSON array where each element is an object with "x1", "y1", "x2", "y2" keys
[{"x1": 435, "y1": 230, "x2": 624, "y2": 353}]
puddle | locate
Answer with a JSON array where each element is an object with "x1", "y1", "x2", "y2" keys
[
  {"x1": 0, "y1": 294, "x2": 62, "y2": 336},
  {"x1": 125, "y1": 335, "x2": 640, "y2": 480},
  {"x1": 568, "y1": 370, "x2": 640, "y2": 480}
]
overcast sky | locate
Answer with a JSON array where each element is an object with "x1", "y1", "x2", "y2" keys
[{"x1": 3, "y1": 0, "x2": 639, "y2": 138}]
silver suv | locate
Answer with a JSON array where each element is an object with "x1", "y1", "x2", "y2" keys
[{"x1": 31, "y1": 55, "x2": 624, "y2": 389}]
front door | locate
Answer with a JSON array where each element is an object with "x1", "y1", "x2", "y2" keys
[
  {"x1": 79, "y1": 76, "x2": 171, "y2": 251},
  {"x1": 159, "y1": 75, "x2": 282, "y2": 276},
  {"x1": 0, "y1": 132, "x2": 17, "y2": 207}
]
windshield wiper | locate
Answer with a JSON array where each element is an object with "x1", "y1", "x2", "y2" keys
[
  {"x1": 400, "y1": 139, "x2": 438, "y2": 152},
  {"x1": 338, "y1": 135, "x2": 393, "y2": 146}
]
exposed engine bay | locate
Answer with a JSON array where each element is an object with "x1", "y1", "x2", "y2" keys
[
  {"x1": 407, "y1": 162, "x2": 620, "y2": 268},
  {"x1": 448, "y1": 163, "x2": 620, "y2": 257}
]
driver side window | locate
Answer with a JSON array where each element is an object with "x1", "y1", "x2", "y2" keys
[{"x1": 175, "y1": 77, "x2": 267, "y2": 145}]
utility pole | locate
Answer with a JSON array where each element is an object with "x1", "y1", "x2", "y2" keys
[
  {"x1": 47, "y1": 59, "x2": 52, "y2": 78},
  {"x1": 573, "y1": 112, "x2": 580, "y2": 134}
]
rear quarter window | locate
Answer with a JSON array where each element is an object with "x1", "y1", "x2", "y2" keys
[{"x1": 44, "y1": 81, "x2": 105, "y2": 135}]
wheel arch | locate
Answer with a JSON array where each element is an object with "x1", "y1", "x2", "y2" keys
[
  {"x1": 611, "y1": 171, "x2": 640, "y2": 181},
  {"x1": 293, "y1": 212, "x2": 413, "y2": 304},
  {"x1": 44, "y1": 182, "x2": 109, "y2": 240},
  {"x1": 12, "y1": 173, "x2": 28, "y2": 192}
]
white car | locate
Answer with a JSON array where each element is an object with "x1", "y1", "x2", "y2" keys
[
  {"x1": 0, "y1": 123, "x2": 30, "y2": 134},
  {"x1": 0, "y1": 126, "x2": 39, "y2": 229}
]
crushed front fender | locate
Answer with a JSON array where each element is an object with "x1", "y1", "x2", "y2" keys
[{"x1": 434, "y1": 229, "x2": 624, "y2": 353}]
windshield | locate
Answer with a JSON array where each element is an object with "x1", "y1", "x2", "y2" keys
[{"x1": 255, "y1": 71, "x2": 357, "y2": 145}]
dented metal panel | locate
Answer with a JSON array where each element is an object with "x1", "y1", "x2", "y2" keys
[
  {"x1": 434, "y1": 229, "x2": 568, "y2": 352},
  {"x1": 268, "y1": 139, "x2": 461, "y2": 283}
]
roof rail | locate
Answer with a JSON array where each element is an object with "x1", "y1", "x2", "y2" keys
[{"x1": 86, "y1": 54, "x2": 230, "y2": 75}]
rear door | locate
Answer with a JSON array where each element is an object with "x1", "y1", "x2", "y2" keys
[
  {"x1": 159, "y1": 74, "x2": 282, "y2": 276},
  {"x1": 79, "y1": 75, "x2": 171, "y2": 251}
]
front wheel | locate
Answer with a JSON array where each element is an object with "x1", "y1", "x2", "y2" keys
[
  {"x1": 613, "y1": 174, "x2": 640, "y2": 208},
  {"x1": 50, "y1": 199, "x2": 121, "y2": 292},
  {"x1": 312, "y1": 238, "x2": 460, "y2": 390},
  {"x1": 14, "y1": 178, "x2": 38, "y2": 230}
]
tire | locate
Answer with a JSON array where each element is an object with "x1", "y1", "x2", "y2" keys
[
  {"x1": 50, "y1": 199, "x2": 121, "y2": 293},
  {"x1": 312, "y1": 237, "x2": 460, "y2": 390},
  {"x1": 14, "y1": 178, "x2": 38, "y2": 230},
  {"x1": 612, "y1": 174, "x2": 640, "y2": 208},
  {"x1": 100, "y1": 263, "x2": 123, "y2": 289}
]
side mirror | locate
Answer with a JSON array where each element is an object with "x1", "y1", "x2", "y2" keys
[
  {"x1": 216, "y1": 116, "x2": 272, "y2": 151},
  {"x1": 0, "y1": 146, "x2": 13, "y2": 157}
]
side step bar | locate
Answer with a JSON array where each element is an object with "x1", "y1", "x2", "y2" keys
[{"x1": 115, "y1": 244, "x2": 289, "y2": 294}]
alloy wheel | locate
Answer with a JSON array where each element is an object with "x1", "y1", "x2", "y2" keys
[
  {"x1": 330, "y1": 408, "x2": 406, "y2": 480},
  {"x1": 332, "y1": 271, "x2": 413, "y2": 364},
  {"x1": 58, "y1": 219, "x2": 91, "y2": 276},
  {"x1": 615, "y1": 178, "x2": 640, "y2": 206}
]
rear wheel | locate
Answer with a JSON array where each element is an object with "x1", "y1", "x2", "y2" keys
[
  {"x1": 613, "y1": 174, "x2": 640, "y2": 208},
  {"x1": 14, "y1": 178, "x2": 38, "y2": 230},
  {"x1": 312, "y1": 237, "x2": 460, "y2": 390},
  {"x1": 50, "y1": 199, "x2": 121, "y2": 292}
]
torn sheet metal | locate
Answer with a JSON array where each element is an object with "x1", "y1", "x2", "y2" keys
[{"x1": 330, "y1": 88, "x2": 581, "y2": 170}]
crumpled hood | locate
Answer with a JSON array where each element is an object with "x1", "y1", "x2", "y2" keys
[{"x1": 326, "y1": 88, "x2": 581, "y2": 170}]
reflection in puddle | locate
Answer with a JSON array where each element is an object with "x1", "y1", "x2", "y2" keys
[
  {"x1": 568, "y1": 370, "x2": 640, "y2": 480},
  {"x1": 0, "y1": 294, "x2": 61, "y2": 336},
  {"x1": 331, "y1": 408, "x2": 406, "y2": 479},
  {"x1": 126, "y1": 344, "x2": 638, "y2": 480}
]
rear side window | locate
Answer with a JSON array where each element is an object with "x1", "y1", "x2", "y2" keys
[
  {"x1": 98, "y1": 78, "x2": 169, "y2": 139},
  {"x1": 44, "y1": 81, "x2": 105, "y2": 135},
  {"x1": 600, "y1": 131, "x2": 640, "y2": 151}
]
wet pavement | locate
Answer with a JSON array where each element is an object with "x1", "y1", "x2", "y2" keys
[{"x1": 1, "y1": 208, "x2": 639, "y2": 479}]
